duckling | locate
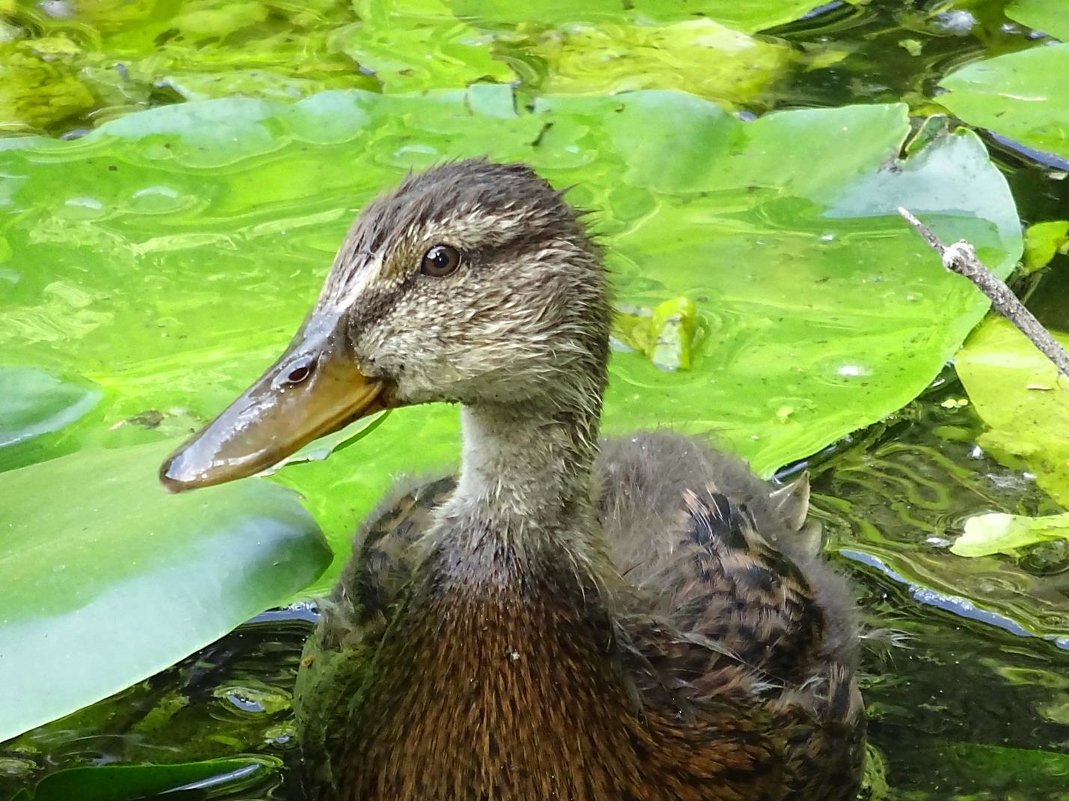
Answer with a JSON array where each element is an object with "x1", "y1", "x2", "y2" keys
[{"x1": 161, "y1": 160, "x2": 865, "y2": 801}]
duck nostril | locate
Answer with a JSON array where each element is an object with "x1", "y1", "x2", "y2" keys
[{"x1": 284, "y1": 356, "x2": 316, "y2": 385}]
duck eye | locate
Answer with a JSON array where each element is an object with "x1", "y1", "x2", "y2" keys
[
  {"x1": 421, "y1": 244, "x2": 461, "y2": 277},
  {"x1": 283, "y1": 356, "x2": 316, "y2": 385}
]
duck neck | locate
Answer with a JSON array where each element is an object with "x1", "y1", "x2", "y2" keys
[{"x1": 447, "y1": 396, "x2": 602, "y2": 552}]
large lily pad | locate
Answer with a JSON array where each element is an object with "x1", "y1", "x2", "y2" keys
[
  {"x1": 955, "y1": 316, "x2": 1069, "y2": 506},
  {"x1": 939, "y1": 43, "x2": 1069, "y2": 162},
  {"x1": 0, "y1": 88, "x2": 1018, "y2": 592},
  {"x1": 1007, "y1": 0, "x2": 1069, "y2": 41},
  {"x1": 0, "y1": 441, "x2": 331, "y2": 742}
]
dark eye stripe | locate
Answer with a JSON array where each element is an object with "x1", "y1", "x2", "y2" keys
[{"x1": 345, "y1": 275, "x2": 417, "y2": 333}]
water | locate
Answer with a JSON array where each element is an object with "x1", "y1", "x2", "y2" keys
[
  {"x1": 3, "y1": 0, "x2": 1069, "y2": 798},
  {"x1": 811, "y1": 373, "x2": 1069, "y2": 797}
]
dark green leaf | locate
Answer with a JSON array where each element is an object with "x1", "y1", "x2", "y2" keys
[{"x1": 26, "y1": 757, "x2": 278, "y2": 801}]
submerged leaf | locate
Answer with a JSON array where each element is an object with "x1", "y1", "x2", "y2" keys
[
  {"x1": 24, "y1": 757, "x2": 279, "y2": 801},
  {"x1": 0, "y1": 38, "x2": 96, "y2": 132},
  {"x1": 1, "y1": 0, "x2": 853, "y2": 133},
  {"x1": 342, "y1": 0, "x2": 511, "y2": 93},
  {"x1": 448, "y1": 0, "x2": 835, "y2": 33},
  {"x1": 525, "y1": 18, "x2": 791, "y2": 108}
]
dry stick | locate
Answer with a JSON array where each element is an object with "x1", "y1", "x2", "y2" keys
[{"x1": 897, "y1": 206, "x2": 1069, "y2": 380}]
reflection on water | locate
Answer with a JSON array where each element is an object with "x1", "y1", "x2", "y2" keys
[
  {"x1": 812, "y1": 371, "x2": 1069, "y2": 643},
  {"x1": 766, "y1": 0, "x2": 1040, "y2": 109},
  {"x1": 809, "y1": 370, "x2": 1069, "y2": 799},
  {"x1": 0, "y1": 615, "x2": 309, "y2": 799}
]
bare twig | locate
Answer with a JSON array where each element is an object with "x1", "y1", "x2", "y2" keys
[{"x1": 898, "y1": 207, "x2": 1069, "y2": 379}]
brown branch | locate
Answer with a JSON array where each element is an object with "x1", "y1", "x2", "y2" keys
[{"x1": 898, "y1": 207, "x2": 1069, "y2": 379}]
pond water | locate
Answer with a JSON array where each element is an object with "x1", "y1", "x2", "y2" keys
[{"x1": 2, "y1": 0, "x2": 1069, "y2": 799}]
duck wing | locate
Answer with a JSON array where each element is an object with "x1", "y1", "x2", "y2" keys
[
  {"x1": 597, "y1": 431, "x2": 859, "y2": 697},
  {"x1": 293, "y1": 475, "x2": 456, "y2": 792},
  {"x1": 597, "y1": 433, "x2": 864, "y2": 798}
]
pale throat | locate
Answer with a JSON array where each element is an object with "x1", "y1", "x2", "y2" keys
[{"x1": 450, "y1": 399, "x2": 602, "y2": 533}]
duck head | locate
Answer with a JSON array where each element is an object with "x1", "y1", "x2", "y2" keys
[{"x1": 160, "y1": 160, "x2": 610, "y2": 492}]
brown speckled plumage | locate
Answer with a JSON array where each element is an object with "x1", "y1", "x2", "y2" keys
[
  {"x1": 187, "y1": 159, "x2": 865, "y2": 800},
  {"x1": 298, "y1": 440, "x2": 864, "y2": 801}
]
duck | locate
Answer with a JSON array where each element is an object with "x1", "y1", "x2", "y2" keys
[{"x1": 160, "y1": 159, "x2": 865, "y2": 801}]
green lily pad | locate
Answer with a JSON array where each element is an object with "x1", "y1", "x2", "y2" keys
[
  {"x1": 520, "y1": 17, "x2": 791, "y2": 108},
  {"x1": 0, "y1": 366, "x2": 100, "y2": 447},
  {"x1": 940, "y1": 43, "x2": 1069, "y2": 162},
  {"x1": 955, "y1": 316, "x2": 1069, "y2": 506},
  {"x1": 0, "y1": 89, "x2": 1019, "y2": 596},
  {"x1": 0, "y1": 441, "x2": 330, "y2": 742},
  {"x1": 21, "y1": 756, "x2": 279, "y2": 801},
  {"x1": 1007, "y1": 0, "x2": 1069, "y2": 41},
  {"x1": 1023, "y1": 220, "x2": 1069, "y2": 273},
  {"x1": 339, "y1": 0, "x2": 512, "y2": 94},
  {"x1": 952, "y1": 511, "x2": 1069, "y2": 557},
  {"x1": 449, "y1": 0, "x2": 835, "y2": 33}
]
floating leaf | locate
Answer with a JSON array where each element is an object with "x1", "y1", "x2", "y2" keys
[
  {"x1": 521, "y1": 18, "x2": 791, "y2": 108},
  {"x1": 940, "y1": 44, "x2": 1069, "y2": 162},
  {"x1": 955, "y1": 316, "x2": 1069, "y2": 506},
  {"x1": 1007, "y1": 0, "x2": 1069, "y2": 41},
  {"x1": 614, "y1": 297, "x2": 699, "y2": 371},
  {"x1": 340, "y1": 0, "x2": 512, "y2": 93},
  {"x1": 448, "y1": 0, "x2": 836, "y2": 34},
  {"x1": 23, "y1": 757, "x2": 279, "y2": 801},
  {"x1": 0, "y1": 441, "x2": 330, "y2": 742},
  {"x1": 1023, "y1": 219, "x2": 1069, "y2": 273},
  {"x1": 952, "y1": 512, "x2": 1069, "y2": 557},
  {"x1": 0, "y1": 366, "x2": 100, "y2": 448},
  {"x1": 0, "y1": 89, "x2": 1020, "y2": 596}
]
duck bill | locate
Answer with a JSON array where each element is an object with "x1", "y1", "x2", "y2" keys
[{"x1": 159, "y1": 313, "x2": 393, "y2": 493}]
